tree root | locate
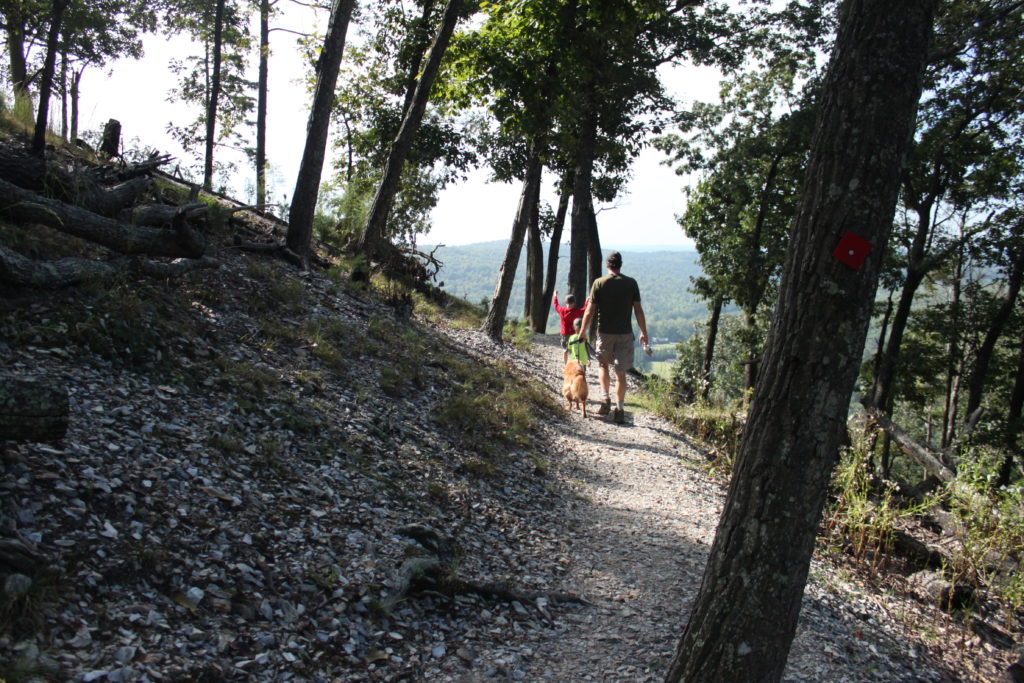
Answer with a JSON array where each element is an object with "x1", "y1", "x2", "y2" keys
[{"x1": 382, "y1": 524, "x2": 590, "y2": 612}]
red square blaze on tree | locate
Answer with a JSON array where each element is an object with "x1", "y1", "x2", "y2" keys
[{"x1": 832, "y1": 230, "x2": 872, "y2": 270}]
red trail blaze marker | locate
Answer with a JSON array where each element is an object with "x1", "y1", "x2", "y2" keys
[{"x1": 832, "y1": 230, "x2": 872, "y2": 270}]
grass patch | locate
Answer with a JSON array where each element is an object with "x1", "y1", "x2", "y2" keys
[
  {"x1": 502, "y1": 319, "x2": 533, "y2": 350},
  {"x1": 437, "y1": 356, "x2": 557, "y2": 454},
  {"x1": 636, "y1": 376, "x2": 743, "y2": 472}
]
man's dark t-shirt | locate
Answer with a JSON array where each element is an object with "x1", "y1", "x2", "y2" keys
[{"x1": 588, "y1": 273, "x2": 641, "y2": 334}]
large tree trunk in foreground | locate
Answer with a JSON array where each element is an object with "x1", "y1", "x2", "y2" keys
[
  {"x1": 357, "y1": 0, "x2": 463, "y2": 263},
  {"x1": 665, "y1": 1, "x2": 936, "y2": 680},
  {"x1": 286, "y1": 0, "x2": 357, "y2": 265},
  {"x1": 482, "y1": 145, "x2": 543, "y2": 341},
  {"x1": 0, "y1": 377, "x2": 68, "y2": 442}
]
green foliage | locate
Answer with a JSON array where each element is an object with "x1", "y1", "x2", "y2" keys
[
  {"x1": 636, "y1": 376, "x2": 743, "y2": 473},
  {"x1": 938, "y1": 457, "x2": 1024, "y2": 611},
  {"x1": 823, "y1": 447, "x2": 926, "y2": 567},
  {"x1": 671, "y1": 311, "x2": 765, "y2": 404},
  {"x1": 502, "y1": 318, "x2": 532, "y2": 350},
  {"x1": 164, "y1": 0, "x2": 254, "y2": 184},
  {"x1": 436, "y1": 355, "x2": 557, "y2": 454}
]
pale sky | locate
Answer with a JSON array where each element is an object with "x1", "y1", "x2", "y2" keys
[{"x1": 77, "y1": 7, "x2": 719, "y2": 250}]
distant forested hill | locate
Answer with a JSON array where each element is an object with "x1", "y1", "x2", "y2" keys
[{"x1": 423, "y1": 241, "x2": 715, "y2": 342}]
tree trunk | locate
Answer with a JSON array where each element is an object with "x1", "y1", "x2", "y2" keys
[
  {"x1": 941, "y1": 242, "x2": 964, "y2": 448},
  {"x1": 60, "y1": 49, "x2": 68, "y2": 140},
  {"x1": 526, "y1": 178, "x2": 545, "y2": 331},
  {"x1": 32, "y1": 0, "x2": 70, "y2": 156},
  {"x1": 5, "y1": 10, "x2": 28, "y2": 101},
  {"x1": 482, "y1": 145, "x2": 543, "y2": 341},
  {"x1": 100, "y1": 119, "x2": 121, "y2": 159},
  {"x1": 996, "y1": 340, "x2": 1024, "y2": 487},
  {"x1": 539, "y1": 173, "x2": 572, "y2": 332},
  {"x1": 871, "y1": 200, "x2": 935, "y2": 413},
  {"x1": 742, "y1": 308, "x2": 758, "y2": 400},
  {"x1": 256, "y1": 0, "x2": 270, "y2": 209},
  {"x1": 0, "y1": 377, "x2": 68, "y2": 443},
  {"x1": 357, "y1": 0, "x2": 463, "y2": 263},
  {"x1": 286, "y1": 0, "x2": 356, "y2": 264},
  {"x1": 701, "y1": 297, "x2": 724, "y2": 401},
  {"x1": 586, "y1": 205, "x2": 602, "y2": 290},
  {"x1": 70, "y1": 66, "x2": 83, "y2": 143},
  {"x1": 665, "y1": 2, "x2": 935, "y2": 680},
  {"x1": 964, "y1": 249, "x2": 1023, "y2": 418},
  {"x1": 567, "y1": 109, "x2": 596, "y2": 305},
  {"x1": 202, "y1": 0, "x2": 227, "y2": 191}
]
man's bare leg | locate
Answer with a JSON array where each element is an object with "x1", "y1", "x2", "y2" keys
[{"x1": 597, "y1": 363, "x2": 612, "y2": 415}]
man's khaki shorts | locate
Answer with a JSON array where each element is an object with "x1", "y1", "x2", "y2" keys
[{"x1": 595, "y1": 332, "x2": 635, "y2": 371}]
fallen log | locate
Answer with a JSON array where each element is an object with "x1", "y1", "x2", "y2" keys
[
  {"x1": 0, "y1": 177, "x2": 206, "y2": 258},
  {"x1": 120, "y1": 202, "x2": 209, "y2": 228},
  {"x1": 861, "y1": 399, "x2": 956, "y2": 481},
  {"x1": 0, "y1": 376, "x2": 68, "y2": 442},
  {"x1": 0, "y1": 147, "x2": 154, "y2": 217},
  {"x1": 0, "y1": 245, "x2": 219, "y2": 288}
]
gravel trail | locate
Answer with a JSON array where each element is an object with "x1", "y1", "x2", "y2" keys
[{"x1": 436, "y1": 330, "x2": 948, "y2": 682}]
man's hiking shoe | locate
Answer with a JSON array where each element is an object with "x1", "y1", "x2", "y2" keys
[
  {"x1": 597, "y1": 399, "x2": 611, "y2": 416},
  {"x1": 612, "y1": 408, "x2": 625, "y2": 424}
]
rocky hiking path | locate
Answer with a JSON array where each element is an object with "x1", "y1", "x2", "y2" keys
[{"x1": 439, "y1": 330, "x2": 952, "y2": 682}]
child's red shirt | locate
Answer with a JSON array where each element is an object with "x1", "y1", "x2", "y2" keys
[{"x1": 553, "y1": 296, "x2": 588, "y2": 335}]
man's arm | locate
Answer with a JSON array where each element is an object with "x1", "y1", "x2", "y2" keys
[{"x1": 634, "y1": 301, "x2": 648, "y2": 347}]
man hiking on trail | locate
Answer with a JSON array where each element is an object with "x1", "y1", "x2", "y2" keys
[{"x1": 578, "y1": 251, "x2": 649, "y2": 424}]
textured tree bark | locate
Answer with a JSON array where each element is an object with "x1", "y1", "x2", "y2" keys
[
  {"x1": 482, "y1": 147, "x2": 543, "y2": 341},
  {"x1": 357, "y1": 0, "x2": 463, "y2": 263},
  {"x1": 286, "y1": 0, "x2": 357, "y2": 265},
  {"x1": 665, "y1": 1, "x2": 936, "y2": 680},
  {"x1": 0, "y1": 377, "x2": 68, "y2": 442}
]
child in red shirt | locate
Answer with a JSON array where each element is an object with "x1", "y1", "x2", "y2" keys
[{"x1": 553, "y1": 290, "x2": 588, "y2": 364}]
